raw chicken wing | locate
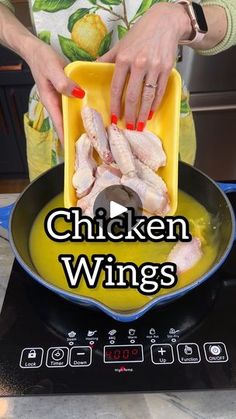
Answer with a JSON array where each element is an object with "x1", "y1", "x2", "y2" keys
[
  {"x1": 134, "y1": 158, "x2": 167, "y2": 193},
  {"x1": 124, "y1": 129, "x2": 166, "y2": 171},
  {"x1": 107, "y1": 124, "x2": 136, "y2": 177},
  {"x1": 168, "y1": 237, "x2": 203, "y2": 274},
  {"x1": 77, "y1": 166, "x2": 120, "y2": 213},
  {"x1": 72, "y1": 134, "x2": 96, "y2": 198},
  {"x1": 81, "y1": 106, "x2": 113, "y2": 164},
  {"x1": 121, "y1": 176, "x2": 170, "y2": 216}
]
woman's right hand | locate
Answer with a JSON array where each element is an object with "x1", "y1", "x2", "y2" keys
[{"x1": 26, "y1": 39, "x2": 85, "y2": 143}]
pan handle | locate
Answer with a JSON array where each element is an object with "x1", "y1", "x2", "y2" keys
[
  {"x1": 217, "y1": 182, "x2": 236, "y2": 194},
  {"x1": 217, "y1": 182, "x2": 236, "y2": 241},
  {"x1": 0, "y1": 204, "x2": 14, "y2": 231}
]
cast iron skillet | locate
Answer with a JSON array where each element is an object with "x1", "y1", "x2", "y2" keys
[{"x1": 0, "y1": 162, "x2": 235, "y2": 322}]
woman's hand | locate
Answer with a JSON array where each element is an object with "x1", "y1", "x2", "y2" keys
[
  {"x1": 26, "y1": 39, "x2": 85, "y2": 142},
  {"x1": 0, "y1": 4, "x2": 85, "y2": 143},
  {"x1": 98, "y1": 2, "x2": 192, "y2": 131}
]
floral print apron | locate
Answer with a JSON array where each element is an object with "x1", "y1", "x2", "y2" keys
[{"x1": 25, "y1": 0, "x2": 196, "y2": 180}]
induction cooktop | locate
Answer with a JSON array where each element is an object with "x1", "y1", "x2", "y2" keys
[{"x1": 0, "y1": 194, "x2": 236, "y2": 396}]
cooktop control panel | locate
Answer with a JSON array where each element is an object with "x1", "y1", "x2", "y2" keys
[
  {"x1": 1, "y1": 258, "x2": 236, "y2": 395},
  {"x1": 19, "y1": 341, "x2": 228, "y2": 370}
]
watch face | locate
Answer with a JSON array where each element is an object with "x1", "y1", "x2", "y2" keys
[{"x1": 192, "y1": 2, "x2": 208, "y2": 33}]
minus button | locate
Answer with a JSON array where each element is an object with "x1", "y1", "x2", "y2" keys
[{"x1": 69, "y1": 346, "x2": 92, "y2": 367}]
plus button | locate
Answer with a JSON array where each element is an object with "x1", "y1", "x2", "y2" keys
[
  {"x1": 151, "y1": 344, "x2": 174, "y2": 365},
  {"x1": 157, "y1": 347, "x2": 166, "y2": 356}
]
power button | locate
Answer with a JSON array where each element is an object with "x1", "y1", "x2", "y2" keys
[
  {"x1": 209, "y1": 345, "x2": 222, "y2": 356},
  {"x1": 204, "y1": 342, "x2": 228, "y2": 363}
]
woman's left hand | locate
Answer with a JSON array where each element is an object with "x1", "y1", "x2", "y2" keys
[{"x1": 98, "y1": 2, "x2": 192, "y2": 131}]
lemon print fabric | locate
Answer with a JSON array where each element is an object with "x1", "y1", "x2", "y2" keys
[
  {"x1": 27, "y1": 0, "x2": 197, "y2": 173},
  {"x1": 71, "y1": 14, "x2": 107, "y2": 58},
  {"x1": 29, "y1": 0, "x2": 170, "y2": 61}
]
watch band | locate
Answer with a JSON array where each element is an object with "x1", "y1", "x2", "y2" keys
[{"x1": 175, "y1": 0, "x2": 207, "y2": 45}]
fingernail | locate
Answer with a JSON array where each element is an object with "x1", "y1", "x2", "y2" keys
[
  {"x1": 137, "y1": 121, "x2": 145, "y2": 132},
  {"x1": 111, "y1": 114, "x2": 118, "y2": 124},
  {"x1": 126, "y1": 123, "x2": 134, "y2": 130},
  {"x1": 72, "y1": 87, "x2": 85, "y2": 99},
  {"x1": 148, "y1": 111, "x2": 154, "y2": 120}
]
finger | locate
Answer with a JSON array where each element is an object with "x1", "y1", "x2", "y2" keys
[
  {"x1": 110, "y1": 59, "x2": 129, "y2": 123},
  {"x1": 137, "y1": 72, "x2": 158, "y2": 131},
  {"x1": 39, "y1": 81, "x2": 64, "y2": 144},
  {"x1": 51, "y1": 68, "x2": 85, "y2": 99},
  {"x1": 124, "y1": 65, "x2": 146, "y2": 129},
  {"x1": 151, "y1": 71, "x2": 171, "y2": 114},
  {"x1": 97, "y1": 44, "x2": 118, "y2": 63}
]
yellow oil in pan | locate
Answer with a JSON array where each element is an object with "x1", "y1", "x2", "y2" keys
[{"x1": 29, "y1": 190, "x2": 219, "y2": 312}]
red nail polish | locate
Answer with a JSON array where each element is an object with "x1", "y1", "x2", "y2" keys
[
  {"x1": 137, "y1": 121, "x2": 145, "y2": 132},
  {"x1": 126, "y1": 123, "x2": 134, "y2": 130},
  {"x1": 148, "y1": 111, "x2": 154, "y2": 120},
  {"x1": 111, "y1": 114, "x2": 118, "y2": 124},
  {"x1": 72, "y1": 87, "x2": 85, "y2": 99}
]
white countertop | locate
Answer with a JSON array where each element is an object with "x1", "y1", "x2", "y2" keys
[{"x1": 0, "y1": 193, "x2": 236, "y2": 419}]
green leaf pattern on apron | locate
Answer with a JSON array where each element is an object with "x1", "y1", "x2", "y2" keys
[
  {"x1": 51, "y1": 149, "x2": 57, "y2": 166},
  {"x1": 33, "y1": 0, "x2": 77, "y2": 12},
  {"x1": 180, "y1": 99, "x2": 190, "y2": 116},
  {"x1": 40, "y1": 117, "x2": 50, "y2": 132},
  {"x1": 180, "y1": 82, "x2": 191, "y2": 116},
  {"x1": 67, "y1": 8, "x2": 90, "y2": 32},
  {"x1": 98, "y1": 31, "x2": 113, "y2": 56},
  {"x1": 131, "y1": 0, "x2": 153, "y2": 22},
  {"x1": 38, "y1": 31, "x2": 51, "y2": 44},
  {"x1": 117, "y1": 24, "x2": 127, "y2": 39},
  {"x1": 58, "y1": 35, "x2": 94, "y2": 61},
  {"x1": 99, "y1": 0, "x2": 123, "y2": 5}
]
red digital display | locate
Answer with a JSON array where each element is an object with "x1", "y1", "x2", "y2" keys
[{"x1": 104, "y1": 345, "x2": 143, "y2": 363}]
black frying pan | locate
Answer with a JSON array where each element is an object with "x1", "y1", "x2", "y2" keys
[{"x1": 0, "y1": 162, "x2": 235, "y2": 321}]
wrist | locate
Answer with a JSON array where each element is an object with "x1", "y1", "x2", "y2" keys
[
  {"x1": 151, "y1": 2, "x2": 193, "y2": 42},
  {"x1": 18, "y1": 34, "x2": 42, "y2": 64},
  {"x1": 173, "y1": 3, "x2": 193, "y2": 41}
]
